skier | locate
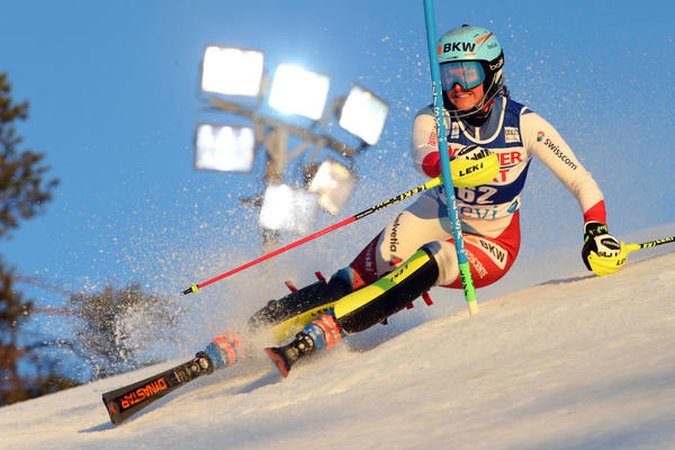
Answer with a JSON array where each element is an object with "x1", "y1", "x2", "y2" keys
[{"x1": 204, "y1": 25, "x2": 628, "y2": 377}]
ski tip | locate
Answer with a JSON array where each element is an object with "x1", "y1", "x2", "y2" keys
[{"x1": 265, "y1": 347, "x2": 290, "y2": 378}]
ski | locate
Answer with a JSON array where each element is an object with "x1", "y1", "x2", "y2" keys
[
  {"x1": 265, "y1": 345, "x2": 297, "y2": 378},
  {"x1": 102, "y1": 352, "x2": 214, "y2": 425}
]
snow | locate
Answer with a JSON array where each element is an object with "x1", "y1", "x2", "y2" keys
[{"x1": 2, "y1": 248, "x2": 675, "y2": 449}]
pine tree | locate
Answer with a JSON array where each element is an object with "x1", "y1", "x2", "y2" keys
[
  {"x1": 0, "y1": 73, "x2": 58, "y2": 239},
  {"x1": 0, "y1": 72, "x2": 68, "y2": 406},
  {"x1": 69, "y1": 283, "x2": 179, "y2": 379}
]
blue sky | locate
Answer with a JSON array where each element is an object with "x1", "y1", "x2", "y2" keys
[{"x1": 1, "y1": 0, "x2": 673, "y2": 319}]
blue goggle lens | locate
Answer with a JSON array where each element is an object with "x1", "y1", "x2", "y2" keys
[{"x1": 440, "y1": 61, "x2": 485, "y2": 90}]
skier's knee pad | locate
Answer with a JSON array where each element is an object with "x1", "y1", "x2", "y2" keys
[
  {"x1": 248, "y1": 275, "x2": 353, "y2": 330},
  {"x1": 334, "y1": 245, "x2": 440, "y2": 334}
]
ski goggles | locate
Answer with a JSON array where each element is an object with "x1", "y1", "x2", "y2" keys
[{"x1": 440, "y1": 61, "x2": 486, "y2": 91}]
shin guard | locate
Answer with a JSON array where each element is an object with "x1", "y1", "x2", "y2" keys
[
  {"x1": 334, "y1": 246, "x2": 439, "y2": 334},
  {"x1": 248, "y1": 276, "x2": 353, "y2": 330}
]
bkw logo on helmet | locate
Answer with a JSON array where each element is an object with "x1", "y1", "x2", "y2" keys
[{"x1": 442, "y1": 42, "x2": 477, "y2": 54}]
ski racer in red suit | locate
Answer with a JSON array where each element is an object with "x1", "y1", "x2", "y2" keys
[{"x1": 203, "y1": 25, "x2": 627, "y2": 377}]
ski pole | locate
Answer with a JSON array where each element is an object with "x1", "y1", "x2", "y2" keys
[
  {"x1": 625, "y1": 236, "x2": 675, "y2": 255},
  {"x1": 588, "y1": 235, "x2": 674, "y2": 276},
  {"x1": 181, "y1": 176, "x2": 443, "y2": 295},
  {"x1": 422, "y1": 0, "x2": 478, "y2": 315}
]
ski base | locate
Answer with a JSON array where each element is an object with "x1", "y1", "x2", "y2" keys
[{"x1": 102, "y1": 352, "x2": 213, "y2": 425}]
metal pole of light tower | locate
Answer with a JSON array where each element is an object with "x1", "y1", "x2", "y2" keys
[
  {"x1": 261, "y1": 126, "x2": 288, "y2": 248},
  {"x1": 206, "y1": 97, "x2": 359, "y2": 250}
]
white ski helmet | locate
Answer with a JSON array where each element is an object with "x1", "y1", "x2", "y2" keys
[{"x1": 438, "y1": 25, "x2": 505, "y2": 118}]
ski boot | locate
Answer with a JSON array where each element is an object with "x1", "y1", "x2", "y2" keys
[
  {"x1": 266, "y1": 313, "x2": 342, "y2": 377},
  {"x1": 202, "y1": 332, "x2": 242, "y2": 371}
]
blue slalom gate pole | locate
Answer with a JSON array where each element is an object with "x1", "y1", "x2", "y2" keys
[{"x1": 422, "y1": 0, "x2": 478, "y2": 315}]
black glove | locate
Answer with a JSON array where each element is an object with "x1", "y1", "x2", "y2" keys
[{"x1": 581, "y1": 221, "x2": 625, "y2": 276}]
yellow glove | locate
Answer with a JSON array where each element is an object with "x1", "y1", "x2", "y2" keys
[{"x1": 582, "y1": 222, "x2": 626, "y2": 276}]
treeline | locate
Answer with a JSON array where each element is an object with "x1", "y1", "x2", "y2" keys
[{"x1": 1, "y1": 73, "x2": 178, "y2": 407}]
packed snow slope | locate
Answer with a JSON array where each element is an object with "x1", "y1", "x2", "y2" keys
[{"x1": 2, "y1": 249, "x2": 675, "y2": 450}]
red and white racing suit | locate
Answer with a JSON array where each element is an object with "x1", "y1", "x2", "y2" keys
[{"x1": 343, "y1": 96, "x2": 607, "y2": 289}]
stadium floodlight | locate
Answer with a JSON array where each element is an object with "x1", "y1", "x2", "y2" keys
[
  {"x1": 258, "y1": 184, "x2": 318, "y2": 234},
  {"x1": 194, "y1": 124, "x2": 256, "y2": 172},
  {"x1": 307, "y1": 160, "x2": 356, "y2": 215},
  {"x1": 268, "y1": 64, "x2": 330, "y2": 121},
  {"x1": 201, "y1": 46, "x2": 264, "y2": 97},
  {"x1": 338, "y1": 84, "x2": 389, "y2": 146}
]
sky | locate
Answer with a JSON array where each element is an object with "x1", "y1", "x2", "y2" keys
[
  {"x1": 0, "y1": 0, "x2": 673, "y2": 366},
  {"x1": 1, "y1": 249, "x2": 674, "y2": 449}
]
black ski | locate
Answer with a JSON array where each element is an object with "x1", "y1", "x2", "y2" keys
[{"x1": 102, "y1": 352, "x2": 214, "y2": 425}]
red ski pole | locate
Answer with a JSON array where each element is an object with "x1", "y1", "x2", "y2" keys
[{"x1": 181, "y1": 176, "x2": 443, "y2": 295}]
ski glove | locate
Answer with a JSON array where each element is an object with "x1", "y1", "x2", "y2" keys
[{"x1": 581, "y1": 221, "x2": 626, "y2": 276}]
